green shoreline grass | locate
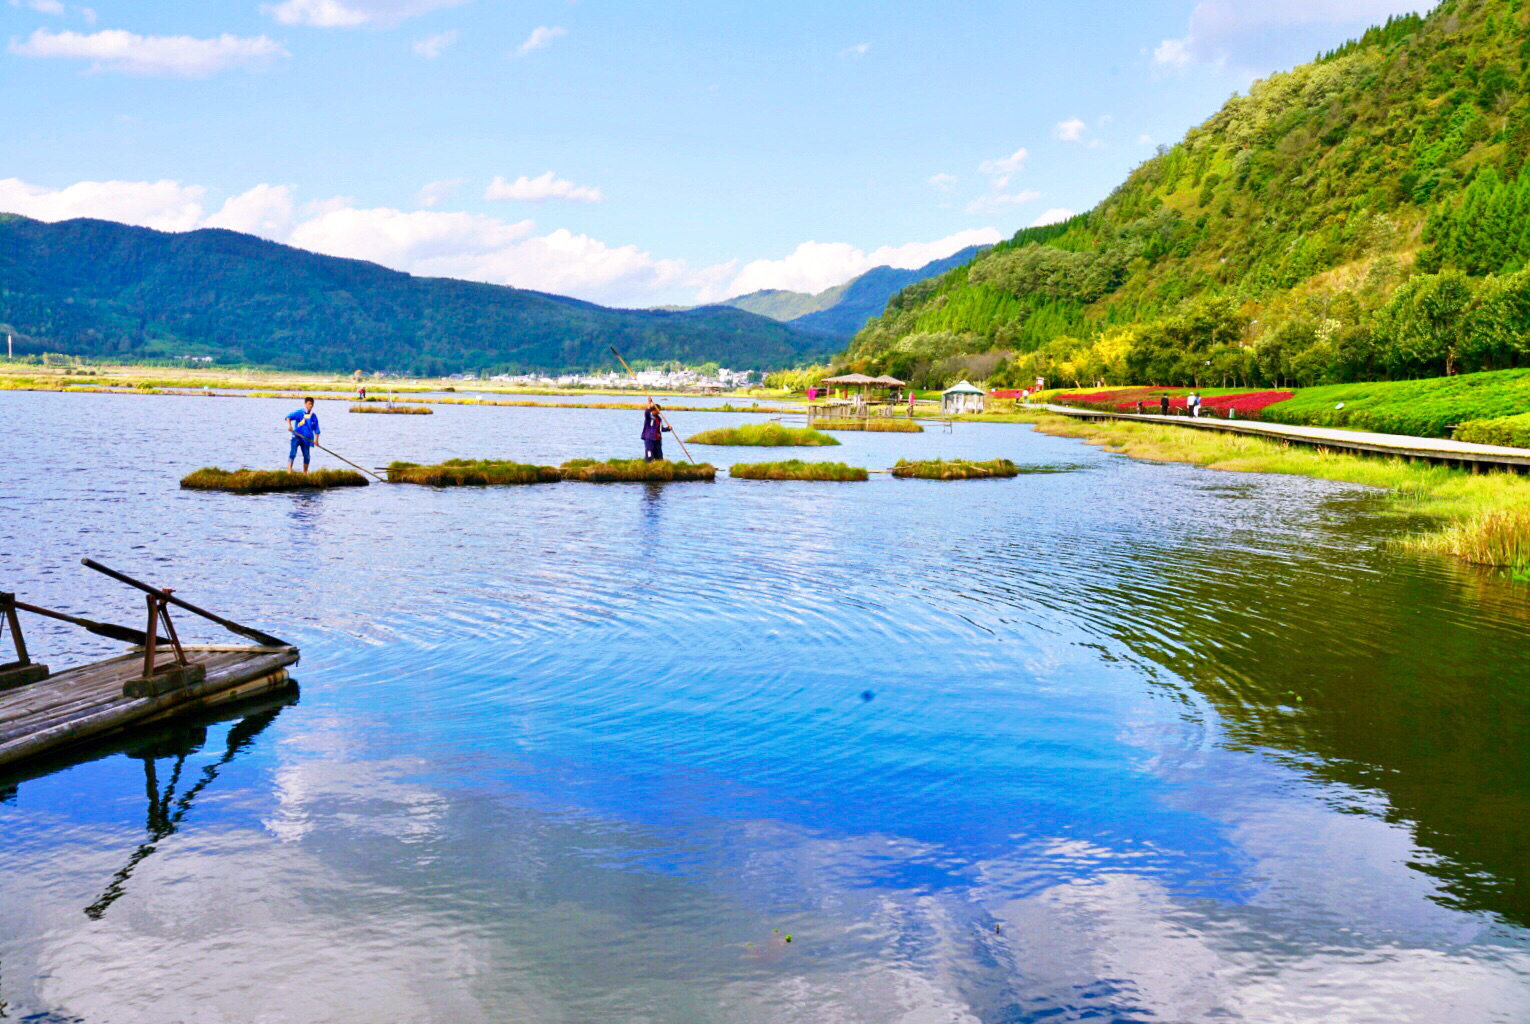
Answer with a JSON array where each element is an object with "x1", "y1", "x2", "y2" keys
[
  {"x1": 729, "y1": 460, "x2": 868, "y2": 481},
  {"x1": 892, "y1": 459, "x2": 1021, "y2": 480},
  {"x1": 388, "y1": 460, "x2": 561, "y2": 485},
  {"x1": 814, "y1": 419, "x2": 923, "y2": 433},
  {"x1": 558, "y1": 458, "x2": 716, "y2": 482},
  {"x1": 352, "y1": 403, "x2": 433, "y2": 414},
  {"x1": 181, "y1": 468, "x2": 368, "y2": 493},
  {"x1": 686, "y1": 423, "x2": 839, "y2": 446}
]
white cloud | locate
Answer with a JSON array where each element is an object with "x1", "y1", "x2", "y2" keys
[
  {"x1": 711, "y1": 228, "x2": 1002, "y2": 300},
  {"x1": 1055, "y1": 118, "x2": 1089, "y2": 143},
  {"x1": 263, "y1": 0, "x2": 467, "y2": 28},
  {"x1": 204, "y1": 183, "x2": 297, "y2": 238},
  {"x1": 839, "y1": 42, "x2": 870, "y2": 58},
  {"x1": 1152, "y1": 37, "x2": 1193, "y2": 69},
  {"x1": 411, "y1": 30, "x2": 456, "y2": 58},
  {"x1": 9, "y1": 28, "x2": 287, "y2": 76},
  {"x1": 485, "y1": 172, "x2": 602, "y2": 204},
  {"x1": 415, "y1": 177, "x2": 467, "y2": 208},
  {"x1": 1137, "y1": 133, "x2": 1154, "y2": 145},
  {"x1": 1031, "y1": 207, "x2": 1075, "y2": 227},
  {"x1": 927, "y1": 172, "x2": 957, "y2": 190},
  {"x1": 977, "y1": 147, "x2": 1027, "y2": 188},
  {"x1": 80, "y1": 6, "x2": 95, "y2": 24},
  {"x1": 966, "y1": 189, "x2": 1042, "y2": 214},
  {"x1": 513, "y1": 25, "x2": 565, "y2": 58},
  {"x1": 0, "y1": 177, "x2": 207, "y2": 230},
  {"x1": 8, "y1": 0, "x2": 66, "y2": 15},
  {"x1": 1154, "y1": 0, "x2": 1427, "y2": 70}
]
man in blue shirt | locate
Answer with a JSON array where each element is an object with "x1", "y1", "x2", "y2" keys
[{"x1": 286, "y1": 397, "x2": 321, "y2": 472}]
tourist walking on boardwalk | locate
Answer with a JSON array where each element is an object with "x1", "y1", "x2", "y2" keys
[
  {"x1": 641, "y1": 402, "x2": 671, "y2": 462},
  {"x1": 286, "y1": 397, "x2": 321, "y2": 473},
  {"x1": 1190, "y1": 392, "x2": 1201, "y2": 417},
  {"x1": 1159, "y1": 394, "x2": 1170, "y2": 416}
]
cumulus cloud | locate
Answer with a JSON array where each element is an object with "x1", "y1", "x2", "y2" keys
[
  {"x1": 977, "y1": 147, "x2": 1027, "y2": 188},
  {"x1": 1153, "y1": 0, "x2": 1427, "y2": 70},
  {"x1": 263, "y1": 0, "x2": 467, "y2": 28},
  {"x1": 204, "y1": 183, "x2": 297, "y2": 238},
  {"x1": 9, "y1": 28, "x2": 288, "y2": 76},
  {"x1": 1054, "y1": 118, "x2": 1088, "y2": 143},
  {"x1": 0, "y1": 177, "x2": 207, "y2": 230},
  {"x1": 411, "y1": 30, "x2": 456, "y2": 58},
  {"x1": 710, "y1": 228, "x2": 1002, "y2": 300},
  {"x1": 485, "y1": 172, "x2": 602, "y2": 204},
  {"x1": 839, "y1": 42, "x2": 870, "y2": 58},
  {"x1": 966, "y1": 189, "x2": 1041, "y2": 214},
  {"x1": 513, "y1": 25, "x2": 565, "y2": 58},
  {"x1": 927, "y1": 172, "x2": 957, "y2": 190},
  {"x1": 415, "y1": 177, "x2": 467, "y2": 208},
  {"x1": 1031, "y1": 207, "x2": 1075, "y2": 227}
]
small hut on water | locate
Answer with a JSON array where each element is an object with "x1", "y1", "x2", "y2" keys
[
  {"x1": 942, "y1": 380, "x2": 987, "y2": 415},
  {"x1": 809, "y1": 373, "x2": 909, "y2": 423}
]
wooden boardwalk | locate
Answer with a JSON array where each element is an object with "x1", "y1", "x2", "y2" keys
[
  {"x1": 1043, "y1": 405, "x2": 1530, "y2": 471},
  {"x1": 0, "y1": 645, "x2": 298, "y2": 770}
]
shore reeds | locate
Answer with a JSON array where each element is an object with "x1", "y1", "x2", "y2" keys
[
  {"x1": 814, "y1": 419, "x2": 923, "y2": 433},
  {"x1": 180, "y1": 468, "x2": 369, "y2": 493},
  {"x1": 892, "y1": 459, "x2": 1020, "y2": 480},
  {"x1": 351, "y1": 404, "x2": 433, "y2": 414},
  {"x1": 387, "y1": 459, "x2": 561, "y2": 485},
  {"x1": 686, "y1": 423, "x2": 839, "y2": 446},
  {"x1": 559, "y1": 458, "x2": 717, "y2": 482},
  {"x1": 729, "y1": 460, "x2": 869, "y2": 481}
]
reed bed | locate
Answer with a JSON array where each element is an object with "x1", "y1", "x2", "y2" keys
[
  {"x1": 729, "y1": 460, "x2": 869, "y2": 481},
  {"x1": 892, "y1": 459, "x2": 1020, "y2": 480},
  {"x1": 559, "y1": 458, "x2": 717, "y2": 482},
  {"x1": 351, "y1": 404, "x2": 433, "y2": 414},
  {"x1": 686, "y1": 423, "x2": 839, "y2": 447},
  {"x1": 814, "y1": 419, "x2": 923, "y2": 433},
  {"x1": 180, "y1": 468, "x2": 368, "y2": 493},
  {"x1": 387, "y1": 459, "x2": 560, "y2": 485}
]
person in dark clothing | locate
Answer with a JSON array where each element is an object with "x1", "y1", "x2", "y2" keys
[
  {"x1": 1159, "y1": 395, "x2": 1170, "y2": 416},
  {"x1": 641, "y1": 403, "x2": 672, "y2": 462}
]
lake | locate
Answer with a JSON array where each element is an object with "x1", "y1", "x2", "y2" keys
[{"x1": 2, "y1": 390, "x2": 1529, "y2": 1023}]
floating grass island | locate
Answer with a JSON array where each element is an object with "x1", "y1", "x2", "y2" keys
[
  {"x1": 686, "y1": 423, "x2": 839, "y2": 447},
  {"x1": 351, "y1": 404, "x2": 433, "y2": 414},
  {"x1": 814, "y1": 419, "x2": 923, "y2": 433},
  {"x1": 387, "y1": 459, "x2": 561, "y2": 485},
  {"x1": 559, "y1": 458, "x2": 716, "y2": 482},
  {"x1": 180, "y1": 468, "x2": 369, "y2": 493},
  {"x1": 729, "y1": 460, "x2": 868, "y2": 481},
  {"x1": 891, "y1": 459, "x2": 1020, "y2": 480}
]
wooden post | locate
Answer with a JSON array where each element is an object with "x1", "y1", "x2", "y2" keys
[{"x1": 0, "y1": 593, "x2": 50, "y2": 689}]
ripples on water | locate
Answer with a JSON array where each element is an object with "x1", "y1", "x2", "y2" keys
[{"x1": 2, "y1": 391, "x2": 1529, "y2": 1023}]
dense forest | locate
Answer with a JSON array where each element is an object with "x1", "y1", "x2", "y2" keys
[
  {"x1": 845, "y1": 0, "x2": 1530, "y2": 390},
  {"x1": 0, "y1": 216, "x2": 833, "y2": 375}
]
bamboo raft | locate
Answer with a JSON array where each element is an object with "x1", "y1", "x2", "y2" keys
[{"x1": 0, "y1": 560, "x2": 299, "y2": 771}]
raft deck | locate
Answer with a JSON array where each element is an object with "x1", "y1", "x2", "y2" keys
[{"x1": 0, "y1": 645, "x2": 298, "y2": 769}]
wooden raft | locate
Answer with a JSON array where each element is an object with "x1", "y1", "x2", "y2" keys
[{"x1": 0, "y1": 645, "x2": 298, "y2": 769}]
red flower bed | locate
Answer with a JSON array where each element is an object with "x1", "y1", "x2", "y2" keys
[
  {"x1": 1052, "y1": 388, "x2": 1161, "y2": 407},
  {"x1": 1199, "y1": 391, "x2": 1293, "y2": 417}
]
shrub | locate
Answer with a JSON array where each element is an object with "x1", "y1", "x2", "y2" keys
[
  {"x1": 558, "y1": 458, "x2": 716, "y2": 482},
  {"x1": 729, "y1": 460, "x2": 869, "y2": 481},
  {"x1": 891, "y1": 459, "x2": 1020, "y2": 480},
  {"x1": 1455, "y1": 413, "x2": 1530, "y2": 450},
  {"x1": 181, "y1": 468, "x2": 369, "y2": 493},
  {"x1": 686, "y1": 423, "x2": 840, "y2": 446},
  {"x1": 387, "y1": 459, "x2": 560, "y2": 485}
]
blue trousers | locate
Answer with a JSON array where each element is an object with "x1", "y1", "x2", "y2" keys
[{"x1": 289, "y1": 437, "x2": 313, "y2": 465}]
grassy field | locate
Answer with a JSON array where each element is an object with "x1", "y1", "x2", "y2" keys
[
  {"x1": 387, "y1": 460, "x2": 561, "y2": 485},
  {"x1": 729, "y1": 460, "x2": 869, "y2": 481},
  {"x1": 892, "y1": 459, "x2": 1020, "y2": 480},
  {"x1": 180, "y1": 468, "x2": 368, "y2": 493},
  {"x1": 686, "y1": 423, "x2": 839, "y2": 446}
]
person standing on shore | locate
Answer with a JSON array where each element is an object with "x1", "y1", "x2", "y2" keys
[
  {"x1": 641, "y1": 402, "x2": 671, "y2": 462},
  {"x1": 1159, "y1": 394, "x2": 1170, "y2": 416},
  {"x1": 286, "y1": 397, "x2": 321, "y2": 473}
]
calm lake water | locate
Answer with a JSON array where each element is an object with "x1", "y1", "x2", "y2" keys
[{"x1": 2, "y1": 391, "x2": 1529, "y2": 1023}]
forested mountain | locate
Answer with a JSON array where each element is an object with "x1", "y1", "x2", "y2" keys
[
  {"x1": 846, "y1": 0, "x2": 1530, "y2": 390},
  {"x1": 0, "y1": 216, "x2": 834, "y2": 374},
  {"x1": 716, "y1": 245, "x2": 988, "y2": 337}
]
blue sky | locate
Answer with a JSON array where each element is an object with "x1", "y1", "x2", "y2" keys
[{"x1": 3, "y1": 0, "x2": 1429, "y2": 306}]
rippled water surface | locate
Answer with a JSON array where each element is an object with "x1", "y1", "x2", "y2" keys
[{"x1": 3, "y1": 391, "x2": 1529, "y2": 1023}]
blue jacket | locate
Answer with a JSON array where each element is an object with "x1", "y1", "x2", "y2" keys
[{"x1": 287, "y1": 408, "x2": 320, "y2": 441}]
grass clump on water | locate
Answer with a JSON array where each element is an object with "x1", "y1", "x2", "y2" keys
[
  {"x1": 729, "y1": 460, "x2": 869, "y2": 481},
  {"x1": 181, "y1": 468, "x2": 368, "y2": 493},
  {"x1": 351, "y1": 404, "x2": 432, "y2": 414},
  {"x1": 685, "y1": 423, "x2": 840, "y2": 447},
  {"x1": 559, "y1": 458, "x2": 716, "y2": 482},
  {"x1": 814, "y1": 419, "x2": 923, "y2": 433},
  {"x1": 387, "y1": 459, "x2": 560, "y2": 485},
  {"x1": 892, "y1": 459, "x2": 1020, "y2": 480}
]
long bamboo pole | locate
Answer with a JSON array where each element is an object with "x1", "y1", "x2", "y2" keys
[{"x1": 609, "y1": 346, "x2": 695, "y2": 463}]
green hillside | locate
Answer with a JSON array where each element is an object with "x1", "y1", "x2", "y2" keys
[
  {"x1": 847, "y1": 0, "x2": 1530, "y2": 392},
  {"x1": 0, "y1": 215, "x2": 834, "y2": 375}
]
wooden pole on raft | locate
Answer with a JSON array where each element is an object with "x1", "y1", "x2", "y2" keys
[
  {"x1": 80, "y1": 559, "x2": 292, "y2": 648},
  {"x1": 609, "y1": 346, "x2": 695, "y2": 464},
  {"x1": 307, "y1": 438, "x2": 386, "y2": 482}
]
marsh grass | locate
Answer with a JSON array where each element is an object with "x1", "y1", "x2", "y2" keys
[
  {"x1": 559, "y1": 458, "x2": 716, "y2": 482},
  {"x1": 729, "y1": 460, "x2": 869, "y2": 481},
  {"x1": 686, "y1": 423, "x2": 839, "y2": 446},
  {"x1": 387, "y1": 459, "x2": 560, "y2": 485},
  {"x1": 892, "y1": 459, "x2": 1020, "y2": 480},
  {"x1": 351, "y1": 404, "x2": 433, "y2": 414},
  {"x1": 1031, "y1": 413, "x2": 1530, "y2": 574},
  {"x1": 181, "y1": 467, "x2": 368, "y2": 493},
  {"x1": 815, "y1": 419, "x2": 923, "y2": 433}
]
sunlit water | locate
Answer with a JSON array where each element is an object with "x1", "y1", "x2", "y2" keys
[{"x1": 2, "y1": 391, "x2": 1529, "y2": 1023}]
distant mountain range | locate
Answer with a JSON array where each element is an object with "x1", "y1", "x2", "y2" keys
[
  {"x1": 0, "y1": 215, "x2": 837, "y2": 375},
  {"x1": 706, "y1": 245, "x2": 990, "y2": 337}
]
